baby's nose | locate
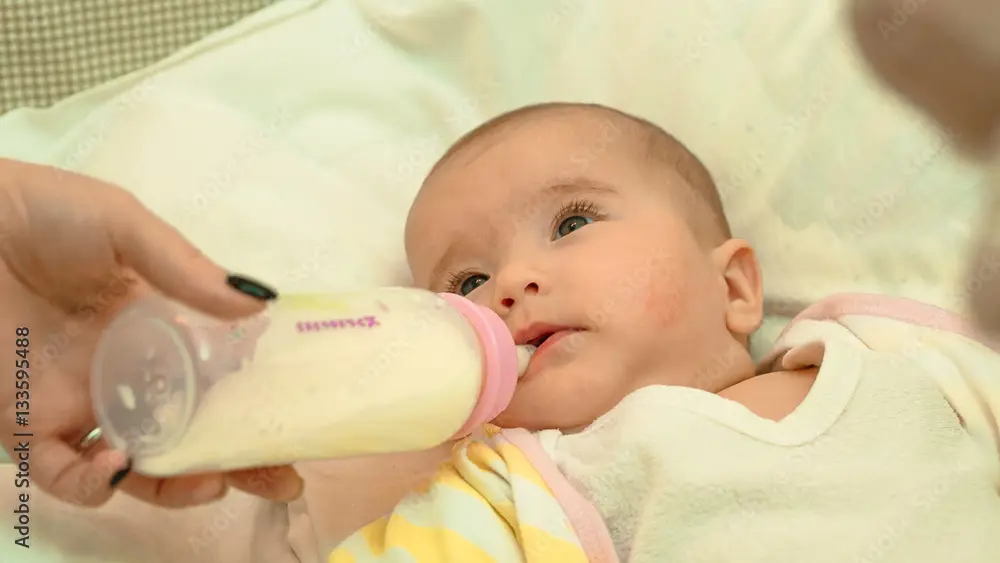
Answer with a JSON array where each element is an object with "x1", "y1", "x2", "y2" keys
[{"x1": 500, "y1": 281, "x2": 539, "y2": 309}]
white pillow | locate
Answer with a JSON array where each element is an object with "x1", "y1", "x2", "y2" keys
[
  {"x1": 72, "y1": 86, "x2": 413, "y2": 293},
  {"x1": 0, "y1": 0, "x2": 984, "y2": 360}
]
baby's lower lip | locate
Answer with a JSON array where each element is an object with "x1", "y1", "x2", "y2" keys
[
  {"x1": 539, "y1": 330, "x2": 574, "y2": 350},
  {"x1": 522, "y1": 329, "x2": 581, "y2": 379}
]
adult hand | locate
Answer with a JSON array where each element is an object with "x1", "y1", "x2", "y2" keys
[
  {"x1": 848, "y1": 0, "x2": 1000, "y2": 159},
  {"x1": 0, "y1": 158, "x2": 302, "y2": 507}
]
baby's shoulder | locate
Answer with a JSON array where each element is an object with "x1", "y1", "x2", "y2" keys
[{"x1": 764, "y1": 293, "x2": 1000, "y2": 456}]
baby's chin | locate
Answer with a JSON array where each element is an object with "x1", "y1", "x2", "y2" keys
[
  {"x1": 490, "y1": 332, "x2": 645, "y2": 431},
  {"x1": 490, "y1": 371, "x2": 613, "y2": 432}
]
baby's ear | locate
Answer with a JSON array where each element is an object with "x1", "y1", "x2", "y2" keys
[{"x1": 711, "y1": 239, "x2": 763, "y2": 338}]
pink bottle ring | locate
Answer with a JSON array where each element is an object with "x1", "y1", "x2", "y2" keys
[{"x1": 437, "y1": 293, "x2": 518, "y2": 438}]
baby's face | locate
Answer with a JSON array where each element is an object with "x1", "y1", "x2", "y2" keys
[{"x1": 406, "y1": 112, "x2": 738, "y2": 430}]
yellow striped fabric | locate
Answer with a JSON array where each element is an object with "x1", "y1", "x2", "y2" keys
[{"x1": 328, "y1": 430, "x2": 590, "y2": 563}]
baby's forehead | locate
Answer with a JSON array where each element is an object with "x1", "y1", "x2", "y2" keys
[
  {"x1": 429, "y1": 112, "x2": 653, "y2": 194},
  {"x1": 410, "y1": 109, "x2": 679, "y2": 222},
  {"x1": 463, "y1": 108, "x2": 649, "y2": 163}
]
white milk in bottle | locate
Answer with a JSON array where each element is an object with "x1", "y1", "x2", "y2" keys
[{"x1": 90, "y1": 288, "x2": 534, "y2": 476}]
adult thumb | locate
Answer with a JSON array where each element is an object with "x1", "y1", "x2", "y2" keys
[{"x1": 104, "y1": 191, "x2": 277, "y2": 319}]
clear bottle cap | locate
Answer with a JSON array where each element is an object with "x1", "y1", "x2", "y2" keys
[{"x1": 91, "y1": 296, "x2": 261, "y2": 458}]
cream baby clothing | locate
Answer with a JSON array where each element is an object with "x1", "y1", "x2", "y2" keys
[
  {"x1": 535, "y1": 293, "x2": 1000, "y2": 562},
  {"x1": 324, "y1": 293, "x2": 1000, "y2": 562}
]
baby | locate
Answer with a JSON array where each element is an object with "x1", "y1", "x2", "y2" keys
[{"x1": 323, "y1": 102, "x2": 1000, "y2": 562}]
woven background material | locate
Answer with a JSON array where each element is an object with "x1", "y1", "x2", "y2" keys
[{"x1": 0, "y1": 0, "x2": 275, "y2": 115}]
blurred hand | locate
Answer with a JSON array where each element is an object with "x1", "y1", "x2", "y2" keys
[
  {"x1": 848, "y1": 0, "x2": 1000, "y2": 159},
  {"x1": 848, "y1": 1, "x2": 1000, "y2": 340}
]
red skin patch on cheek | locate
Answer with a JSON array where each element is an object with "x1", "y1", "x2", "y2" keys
[
  {"x1": 637, "y1": 248, "x2": 688, "y2": 329},
  {"x1": 642, "y1": 277, "x2": 686, "y2": 328}
]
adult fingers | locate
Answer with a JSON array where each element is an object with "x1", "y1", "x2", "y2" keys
[
  {"x1": 27, "y1": 438, "x2": 129, "y2": 507},
  {"x1": 101, "y1": 190, "x2": 278, "y2": 319},
  {"x1": 115, "y1": 465, "x2": 303, "y2": 508},
  {"x1": 12, "y1": 370, "x2": 127, "y2": 507},
  {"x1": 225, "y1": 465, "x2": 304, "y2": 502},
  {"x1": 113, "y1": 465, "x2": 303, "y2": 508},
  {"x1": 114, "y1": 470, "x2": 230, "y2": 509}
]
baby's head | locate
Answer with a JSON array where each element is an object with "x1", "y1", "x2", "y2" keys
[{"x1": 406, "y1": 103, "x2": 763, "y2": 431}]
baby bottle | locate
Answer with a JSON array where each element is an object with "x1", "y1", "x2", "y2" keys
[{"x1": 90, "y1": 288, "x2": 534, "y2": 476}]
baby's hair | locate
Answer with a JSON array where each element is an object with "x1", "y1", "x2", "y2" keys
[{"x1": 431, "y1": 102, "x2": 732, "y2": 246}]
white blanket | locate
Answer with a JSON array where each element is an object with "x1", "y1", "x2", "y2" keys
[{"x1": 0, "y1": 0, "x2": 987, "y2": 561}]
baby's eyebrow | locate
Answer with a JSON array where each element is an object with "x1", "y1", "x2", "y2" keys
[{"x1": 531, "y1": 177, "x2": 620, "y2": 203}]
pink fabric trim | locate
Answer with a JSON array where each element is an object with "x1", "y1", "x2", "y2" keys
[
  {"x1": 757, "y1": 292, "x2": 990, "y2": 373},
  {"x1": 498, "y1": 428, "x2": 620, "y2": 563},
  {"x1": 772, "y1": 292, "x2": 988, "y2": 344}
]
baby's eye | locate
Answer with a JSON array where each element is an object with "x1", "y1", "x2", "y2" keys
[
  {"x1": 556, "y1": 215, "x2": 594, "y2": 238},
  {"x1": 458, "y1": 274, "x2": 489, "y2": 296}
]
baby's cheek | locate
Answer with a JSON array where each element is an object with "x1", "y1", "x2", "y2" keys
[
  {"x1": 638, "y1": 251, "x2": 690, "y2": 329},
  {"x1": 641, "y1": 279, "x2": 689, "y2": 329},
  {"x1": 582, "y1": 247, "x2": 678, "y2": 327}
]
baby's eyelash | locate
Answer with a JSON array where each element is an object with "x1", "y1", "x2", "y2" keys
[
  {"x1": 443, "y1": 268, "x2": 478, "y2": 294},
  {"x1": 550, "y1": 198, "x2": 608, "y2": 232}
]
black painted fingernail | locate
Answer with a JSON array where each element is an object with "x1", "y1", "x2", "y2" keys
[
  {"x1": 109, "y1": 459, "x2": 133, "y2": 488},
  {"x1": 226, "y1": 274, "x2": 278, "y2": 301}
]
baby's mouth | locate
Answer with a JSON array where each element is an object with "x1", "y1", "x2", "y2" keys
[
  {"x1": 517, "y1": 329, "x2": 583, "y2": 382},
  {"x1": 528, "y1": 333, "x2": 554, "y2": 348},
  {"x1": 528, "y1": 328, "x2": 583, "y2": 355}
]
